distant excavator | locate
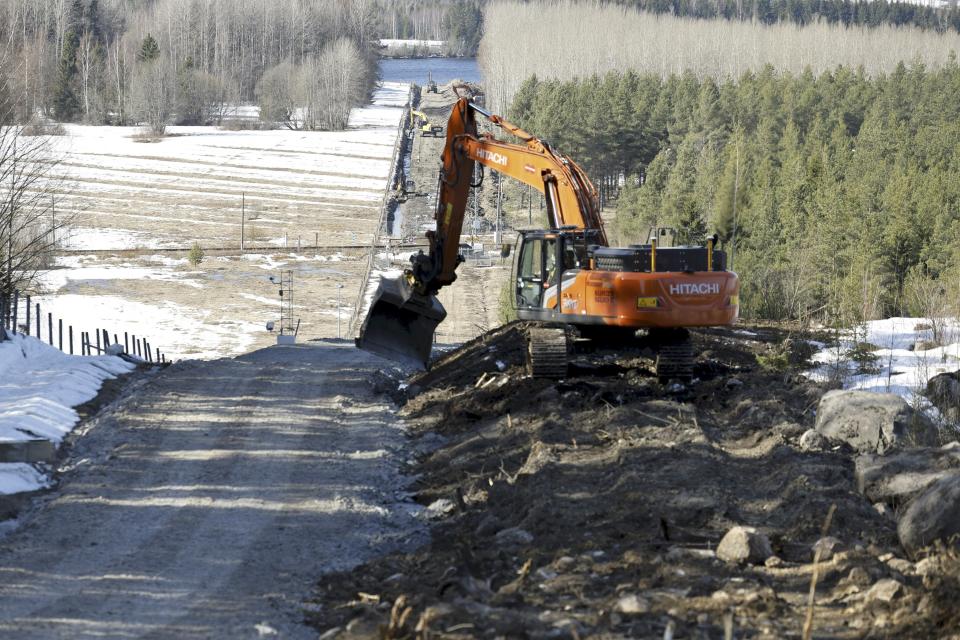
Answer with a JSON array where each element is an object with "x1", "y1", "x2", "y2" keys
[
  {"x1": 410, "y1": 109, "x2": 444, "y2": 137},
  {"x1": 358, "y1": 97, "x2": 739, "y2": 379}
]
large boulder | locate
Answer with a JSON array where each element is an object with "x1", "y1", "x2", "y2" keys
[
  {"x1": 716, "y1": 526, "x2": 772, "y2": 564},
  {"x1": 898, "y1": 475, "x2": 960, "y2": 558},
  {"x1": 926, "y1": 372, "x2": 960, "y2": 423},
  {"x1": 815, "y1": 390, "x2": 939, "y2": 454},
  {"x1": 856, "y1": 443, "x2": 960, "y2": 506}
]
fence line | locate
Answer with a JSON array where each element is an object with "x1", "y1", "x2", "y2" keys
[
  {"x1": 348, "y1": 85, "x2": 417, "y2": 339},
  {"x1": 0, "y1": 290, "x2": 168, "y2": 364}
]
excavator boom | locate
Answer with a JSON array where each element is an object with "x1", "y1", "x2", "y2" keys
[{"x1": 358, "y1": 97, "x2": 600, "y2": 368}]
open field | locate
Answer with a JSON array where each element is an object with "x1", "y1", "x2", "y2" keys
[
  {"x1": 33, "y1": 251, "x2": 365, "y2": 360},
  {"x1": 24, "y1": 83, "x2": 409, "y2": 360},
  {"x1": 49, "y1": 83, "x2": 407, "y2": 250}
]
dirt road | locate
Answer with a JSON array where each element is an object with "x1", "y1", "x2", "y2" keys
[{"x1": 0, "y1": 343, "x2": 422, "y2": 639}]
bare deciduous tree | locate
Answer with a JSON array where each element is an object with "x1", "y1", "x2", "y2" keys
[
  {"x1": 130, "y1": 58, "x2": 175, "y2": 135},
  {"x1": 905, "y1": 267, "x2": 950, "y2": 346},
  {"x1": 76, "y1": 30, "x2": 97, "y2": 122},
  {"x1": 0, "y1": 109, "x2": 72, "y2": 305},
  {"x1": 298, "y1": 39, "x2": 368, "y2": 131},
  {"x1": 0, "y1": 0, "x2": 389, "y2": 125},
  {"x1": 256, "y1": 61, "x2": 298, "y2": 130}
]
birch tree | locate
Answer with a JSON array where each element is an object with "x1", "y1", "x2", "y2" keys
[{"x1": 0, "y1": 113, "x2": 72, "y2": 301}]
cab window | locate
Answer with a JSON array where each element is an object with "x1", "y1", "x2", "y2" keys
[{"x1": 517, "y1": 238, "x2": 543, "y2": 307}]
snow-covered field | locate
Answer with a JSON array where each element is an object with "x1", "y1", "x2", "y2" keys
[
  {"x1": 0, "y1": 334, "x2": 134, "y2": 494},
  {"x1": 42, "y1": 82, "x2": 407, "y2": 249},
  {"x1": 23, "y1": 83, "x2": 408, "y2": 361},
  {"x1": 809, "y1": 317, "x2": 960, "y2": 406}
]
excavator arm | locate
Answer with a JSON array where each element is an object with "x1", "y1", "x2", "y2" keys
[
  {"x1": 410, "y1": 98, "x2": 606, "y2": 297},
  {"x1": 357, "y1": 97, "x2": 605, "y2": 368}
]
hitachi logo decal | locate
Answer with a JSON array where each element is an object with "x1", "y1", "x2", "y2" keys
[
  {"x1": 476, "y1": 149, "x2": 508, "y2": 166},
  {"x1": 670, "y1": 282, "x2": 720, "y2": 295}
]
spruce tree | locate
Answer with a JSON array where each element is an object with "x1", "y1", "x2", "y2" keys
[
  {"x1": 52, "y1": 30, "x2": 81, "y2": 121},
  {"x1": 138, "y1": 34, "x2": 160, "y2": 63}
]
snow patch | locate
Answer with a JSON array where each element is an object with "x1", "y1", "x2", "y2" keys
[
  {"x1": 39, "y1": 263, "x2": 203, "y2": 292},
  {"x1": 0, "y1": 464, "x2": 52, "y2": 496},
  {"x1": 61, "y1": 228, "x2": 164, "y2": 251},
  {"x1": 0, "y1": 333, "x2": 135, "y2": 494},
  {"x1": 349, "y1": 82, "x2": 409, "y2": 128},
  {"x1": 808, "y1": 317, "x2": 960, "y2": 403},
  {"x1": 29, "y1": 295, "x2": 259, "y2": 361}
]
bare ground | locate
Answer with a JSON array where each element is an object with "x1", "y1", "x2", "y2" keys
[
  {"x1": 0, "y1": 343, "x2": 424, "y2": 639},
  {"x1": 308, "y1": 324, "x2": 960, "y2": 639}
]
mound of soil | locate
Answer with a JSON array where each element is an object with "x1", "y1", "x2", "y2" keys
[{"x1": 309, "y1": 324, "x2": 960, "y2": 639}]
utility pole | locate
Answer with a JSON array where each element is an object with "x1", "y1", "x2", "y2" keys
[{"x1": 336, "y1": 283, "x2": 344, "y2": 339}]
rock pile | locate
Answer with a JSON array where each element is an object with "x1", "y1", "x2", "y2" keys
[{"x1": 816, "y1": 389, "x2": 960, "y2": 558}]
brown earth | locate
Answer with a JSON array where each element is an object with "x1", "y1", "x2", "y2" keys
[{"x1": 309, "y1": 324, "x2": 960, "y2": 639}]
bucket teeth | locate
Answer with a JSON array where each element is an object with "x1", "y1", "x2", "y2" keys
[{"x1": 356, "y1": 275, "x2": 447, "y2": 369}]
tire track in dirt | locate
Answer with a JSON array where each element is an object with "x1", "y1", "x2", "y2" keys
[{"x1": 0, "y1": 343, "x2": 423, "y2": 639}]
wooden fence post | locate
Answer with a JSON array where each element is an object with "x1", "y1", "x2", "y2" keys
[
  {"x1": 68, "y1": 325, "x2": 73, "y2": 354},
  {"x1": 48, "y1": 313, "x2": 53, "y2": 345},
  {"x1": 58, "y1": 319, "x2": 63, "y2": 351},
  {"x1": 125, "y1": 332, "x2": 129, "y2": 354},
  {"x1": 96, "y1": 330, "x2": 101, "y2": 353},
  {"x1": 103, "y1": 329, "x2": 109, "y2": 349},
  {"x1": 25, "y1": 296, "x2": 30, "y2": 336},
  {"x1": 35, "y1": 303, "x2": 40, "y2": 337}
]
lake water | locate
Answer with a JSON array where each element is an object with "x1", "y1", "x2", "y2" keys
[{"x1": 379, "y1": 58, "x2": 481, "y2": 86}]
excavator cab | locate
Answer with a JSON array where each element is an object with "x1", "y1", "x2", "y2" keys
[{"x1": 515, "y1": 230, "x2": 590, "y2": 317}]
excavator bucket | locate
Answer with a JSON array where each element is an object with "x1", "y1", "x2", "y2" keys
[{"x1": 355, "y1": 275, "x2": 447, "y2": 369}]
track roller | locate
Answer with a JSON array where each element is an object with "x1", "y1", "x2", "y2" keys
[{"x1": 527, "y1": 328, "x2": 569, "y2": 379}]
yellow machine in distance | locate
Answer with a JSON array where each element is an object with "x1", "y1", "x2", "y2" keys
[{"x1": 410, "y1": 109, "x2": 444, "y2": 137}]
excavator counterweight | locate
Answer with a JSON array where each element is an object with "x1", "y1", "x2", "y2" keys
[{"x1": 356, "y1": 275, "x2": 446, "y2": 369}]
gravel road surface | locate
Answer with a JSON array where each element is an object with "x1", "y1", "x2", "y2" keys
[{"x1": 0, "y1": 343, "x2": 422, "y2": 639}]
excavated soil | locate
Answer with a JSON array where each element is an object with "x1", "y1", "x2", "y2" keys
[{"x1": 310, "y1": 324, "x2": 960, "y2": 639}]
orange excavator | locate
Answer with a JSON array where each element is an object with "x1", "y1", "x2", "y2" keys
[{"x1": 357, "y1": 98, "x2": 739, "y2": 378}]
